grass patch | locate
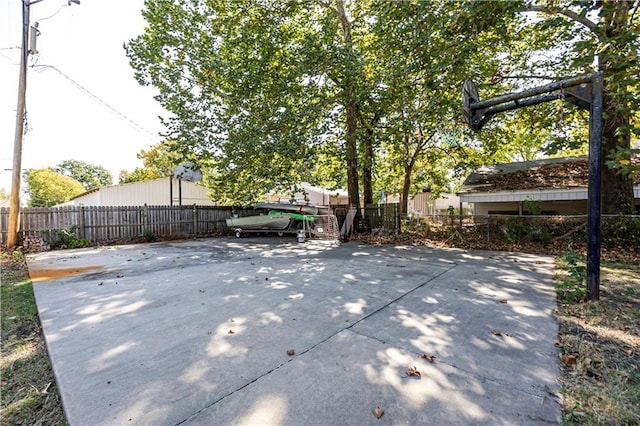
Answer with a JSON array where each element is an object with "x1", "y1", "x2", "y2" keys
[
  {"x1": 556, "y1": 256, "x2": 640, "y2": 425},
  {"x1": 1, "y1": 250, "x2": 67, "y2": 425}
]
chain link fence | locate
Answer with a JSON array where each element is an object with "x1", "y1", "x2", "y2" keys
[{"x1": 401, "y1": 214, "x2": 640, "y2": 248}]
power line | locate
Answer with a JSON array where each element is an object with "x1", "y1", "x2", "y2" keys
[
  {"x1": 31, "y1": 63, "x2": 159, "y2": 138},
  {"x1": 0, "y1": 49, "x2": 20, "y2": 65}
]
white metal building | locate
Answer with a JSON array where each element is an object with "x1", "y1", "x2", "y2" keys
[
  {"x1": 266, "y1": 182, "x2": 349, "y2": 206},
  {"x1": 61, "y1": 178, "x2": 215, "y2": 207},
  {"x1": 408, "y1": 191, "x2": 469, "y2": 215}
]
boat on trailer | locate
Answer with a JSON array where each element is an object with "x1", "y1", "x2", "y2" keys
[{"x1": 226, "y1": 206, "x2": 315, "y2": 238}]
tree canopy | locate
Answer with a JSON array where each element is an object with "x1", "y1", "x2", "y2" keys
[
  {"x1": 24, "y1": 169, "x2": 86, "y2": 207},
  {"x1": 54, "y1": 160, "x2": 113, "y2": 190},
  {"x1": 126, "y1": 0, "x2": 638, "y2": 213},
  {"x1": 119, "y1": 140, "x2": 184, "y2": 184}
]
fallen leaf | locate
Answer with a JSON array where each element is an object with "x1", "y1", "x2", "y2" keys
[
  {"x1": 117, "y1": 274, "x2": 124, "y2": 278},
  {"x1": 406, "y1": 366, "x2": 421, "y2": 377},
  {"x1": 287, "y1": 349, "x2": 295, "y2": 356},
  {"x1": 554, "y1": 342, "x2": 561, "y2": 347},
  {"x1": 622, "y1": 348, "x2": 633, "y2": 356},
  {"x1": 491, "y1": 330, "x2": 502, "y2": 336},
  {"x1": 372, "y1": 407, "x2": 384, "y2": 419},
  {"x1": 228, "y1": 330, "x2": 235, "y2": 334},
  {"x1": 500, "y1": 299, "x2": 508, "y2": 304},
  {"x1": 561, "y1": 355, "x2": 577, "y2": 365},
  {"x1": 421, "y1": 353, "x2": 436, "y2": 363}
]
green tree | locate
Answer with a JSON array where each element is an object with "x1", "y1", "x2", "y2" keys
[
  {"x1": 119, "y1": 140, "x2": 183, "y2": 183},
  {"x1": 127, "y1": 0, "x2": 635, "y2": 215},
  {"x1": 458, "y1": 0, "x2": 639, "y2": 213},
  {"x1": 24, "y1": 169, "x2": 86, "y2": 207},
  {"x1": 369, "y1": 0, "x2": 518, "y2": 214},
  {"x1": 376, "y1": 0, "x2": 638, "y2": 213},
  {"x1": 126, "y1": 1, "x2": 403, "y2": 207},
  {"x1": 54, "y1": 160, "x2": 113, "y2": 190},
  {"x1": 479, "y1": 104, "x2": 589, "y2": 162}
]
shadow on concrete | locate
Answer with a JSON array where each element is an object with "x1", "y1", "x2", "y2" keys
[{"x1": 28, "y1": 238, "x2": 561, "y2": 425}]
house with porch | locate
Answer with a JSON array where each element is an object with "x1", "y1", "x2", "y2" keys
[{"x1": 459, "y1": 156, "x2": 640, "y2": 215}]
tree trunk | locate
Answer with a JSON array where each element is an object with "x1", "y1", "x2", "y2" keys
[
  {"x1": 400, "y1": 164, "x2": 412, "y2": 216},
  {"x1": 362, "y1": 128, "x2": 374, "y2": 207},
  {"x1": 598, "y1": 1, "x2": 635, "y2": 214},
  {"x1": 601, "y1": 93, "x2": 634, "y2": 214},
  {"x1": 346, "y1": 101, "x2": 360, "y2": 213},
  {"x1": 335, "y1": 0, "x2": 361, "y2": 216}
]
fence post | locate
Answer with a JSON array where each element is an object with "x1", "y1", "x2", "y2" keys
[
  {"x1": 193, "y1": 205, "x2": 197, "y2": 237},
  {"x1": 78, "y1": 205, "x2": 86, "y2": 239},
  {"x1": 143, "y1": 204, "x2": 149, "y2": 235}
]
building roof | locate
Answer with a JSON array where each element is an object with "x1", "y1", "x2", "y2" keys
[{"x1": 461, "y1": 156, "x2": 588, "y2": 193}]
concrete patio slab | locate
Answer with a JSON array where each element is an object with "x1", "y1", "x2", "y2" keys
[{"x1": 27, "y1": 238, "x2": 561, "y2": 425}]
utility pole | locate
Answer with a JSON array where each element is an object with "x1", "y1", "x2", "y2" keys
[
  {"x1": 7, "y1": 0, "x2": 78, "y2": 249},
  {"x1": 7, "y1": 0, "x2": 32, "y2": 249}
]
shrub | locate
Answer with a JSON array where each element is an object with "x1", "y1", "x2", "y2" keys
[
  {"x1": 50, "y1": 228, "x2": 91, "y2": 249},
  {"x1": 556, "y1": 247, "x2": 588, "y2": 302}
]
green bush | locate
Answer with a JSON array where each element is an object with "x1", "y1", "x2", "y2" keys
[
  {"x1": 143, "y1": 230, "x2": 157, "y2": 242},
  {"x1": 50, "y1": 227, "x2": 91, "y2": 249},
  {"x1": 502, "y1": 217, "x2": 527, "y2": 243},
  {"x1": 602, "y1": 216, "x2": 640, "y2": 247}
]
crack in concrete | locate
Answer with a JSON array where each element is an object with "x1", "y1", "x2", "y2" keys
[{"x1": 175, "y1": 261, "x2": 459, "y2": 425}]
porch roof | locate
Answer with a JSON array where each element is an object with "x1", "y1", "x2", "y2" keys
[
  {"x1": 461, "y1": 156, "x2": 588, "y2": 193},
  {"x1": 460, "y1": 184, "x2": 640, "y2": 203}
]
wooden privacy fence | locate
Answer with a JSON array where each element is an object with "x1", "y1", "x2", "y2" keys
[{"x1": 0, "y1": 205, "x2": 259, "y2": 246}]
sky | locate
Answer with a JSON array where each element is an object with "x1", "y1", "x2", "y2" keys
[{"x1": 0, "y1": 0, "x2": 167, "y2": 193}]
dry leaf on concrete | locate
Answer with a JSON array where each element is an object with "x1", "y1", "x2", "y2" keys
[
  {"x1": 405, "y1": 366, "x2": 421, "y2": 377},
  {"x1": 372, "y1": 407, "x2": 384, "y2": 419},
  {"x1": 421, "y1": 353, "x2": 436, "y2": 363}
]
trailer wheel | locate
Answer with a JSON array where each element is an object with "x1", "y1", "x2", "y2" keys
[{"x1": 235, "y1": 230, "x2": 242, "y2": 238}]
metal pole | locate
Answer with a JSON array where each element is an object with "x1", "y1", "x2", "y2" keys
[
  {"x1": 7, "y1": 0, "x2": 30, "y2": 249},
  {"x1": 169, "y1": 176, "x2": 173, "y2": 205},
  {"x1": 483, "y1": 93, "x2": 559, "y2": 117},
  {"x1": 587, "y1": 71, "x2": 603, "y2": 301},
  {"x1": 471, "y1": 73, "x2": 595, "y2": 111}
]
